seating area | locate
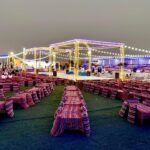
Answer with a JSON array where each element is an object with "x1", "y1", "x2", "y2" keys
[
  {"x1": 51, "y1": 85, "x2": 91, "y2": 137},
  {"x1": 119, "y1": 100, "x2": 150, "y2": 125},
  {"x1": 80, "y1": 79, "x2": 150, "y2": 125},
  {"x1": 0, "y1": 73, "x2": 56, "y2": 118},
  {"x1": 1, "y1": 76, "x2": 150, "y2": 149},
  {"x1": 82, "y1": 80, "x2": 150, "y2": 100},
  {"x1": 1, "y1": 73, "x2": 150, "y2": 132}
]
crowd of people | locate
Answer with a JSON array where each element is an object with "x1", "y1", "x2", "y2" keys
[{"x1": 0, "y1": 63, "x2": 20, "y2": 79}]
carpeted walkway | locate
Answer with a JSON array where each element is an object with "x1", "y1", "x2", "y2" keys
[{"x1": 0, "y1": 86, "x2": 150, "y2": 150}]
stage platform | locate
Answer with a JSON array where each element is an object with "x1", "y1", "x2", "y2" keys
[{"x1": 38, "y1": 71, "x2": 113, "y2": 81}]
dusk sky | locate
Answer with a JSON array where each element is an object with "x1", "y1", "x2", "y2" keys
[{"x1": 0, "y1": 0, "x2": 150, "y2": 54}]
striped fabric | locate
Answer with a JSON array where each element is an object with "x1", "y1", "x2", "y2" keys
[
  {"x1": 50, "y1": 83, "x2": 54, "y2": 91},
  {"x1": 0, "y1": 89, "x2": 5, "y2": 98},
  {"x1": 83, "y1": 83, "x2": 90, "y2": 91},
  {"x1": 36, "y1": 83, "x2": 53, "y2": 96},
  {"x1": 37, "y1": 90, "x2": 42, "y2": 100},
  {"x1": 43, "y1": 87, "x2": 49, "y2": 97},
  {"x1": 117, "y1": 90, "x2": 128, "y2": 101},
  {"x1": 26, "y1": 93, "x2": 35, "y2": 106},
  {"x1": 94, "y1": 86, "x2": 100, "y2": 95},
  {"x1": 64, "y1": 91, "x2": 79, "y2": 97},
  {"x1": 32, "y1": 92, "x2": 40, "y2": 103},
  {"x1": 110, "y1": 90, "x2": 117, "y2": 99},
  {"x1": 3, "y1": 84, "x2": 11, "y2": 92},
  {"x1": 127, "y1": 104, "x2": 137, "y2": 124},
  {"x1": 12, "y1": 84, "x2": 20, "y2": 92},
  {"x1": 0, "y1": 101, "x2": 5, "y2": 110},
  {"x1": 137, "y1": 103, "x2": 150, "y2": 125},
  {"x1": 89, "y1": 86, "x2": 95, "y2": 93},
  {"x1": 119, "y1": 101, "x2": 129, "y2": 118},
  {"x1": 27, "y1": 80, "x2": 33, "y2": 86},
  {"x1": 46, "y1": 86, "x2": 51, "y2": 95},
  {"x1": 82, "y1": 112, "x2": 91, "y2": 137},
  {"x1": 51, "y1": 85, "x2": 91, "y2": 137},
  {"x1": 40, "y1": 88, "x2": 45, "y2": 98},
  {"x1": 10, "y1": 95, "x2": 29, "y2": 109},
  {"x1": 20, "y1": 97, "x2": 29, "y2": 109},
  {"x1": 65, "y1": 86, "x2": 78, "y2": 91},
  {"x1": 101, "y1": 88, "x2": 109, "y2": 97},
  {"x1": 5, "y1": 100, "x2": 14, "y2": 117},
  {"x1": 62, "y1": 105, "x2": 81, "y2": 113}
]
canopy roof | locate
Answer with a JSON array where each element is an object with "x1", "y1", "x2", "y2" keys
[
  {"x1": 50, "y1": 39, "x2": 124, "y2": 51},
  {"x1": 20, "y1": 39, "x2": 150, "y2": 60}
]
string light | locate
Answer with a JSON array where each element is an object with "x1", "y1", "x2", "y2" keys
[
  {"x1": 125, "y1": 45, "x2": 150, "y2": 54},
  {"x1": 1, "y1": 44, "x2": 150, "y2": 61}
]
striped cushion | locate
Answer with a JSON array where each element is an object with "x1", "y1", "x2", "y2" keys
[
  {"x1": 43, "y1": 88, "x2": 49, "y2": 97},
  {"x1": 101, "y1": 88, "x2": 108, "y2": 97},
  {"x1": 82, "y1": 112, "x2": 91, "y2": 137},
  {"x1": 119, "y1": 101, "x2": 128, "y2": 117},
  {"x1": 26, "y1": 93, "x2": 35, "y2": 106},
  {"x1": 110, "y1": 90, "x2": 117, "y2": 99},
  {"x1": 13, "y1": 84, "x2": 20, "y2": 92},
  {"x1": 127, "y1": 104, "x2": 137, "y2": 124},
  {"x1": 5, "y1": 100, "x2": 14, "y2": 117},
  {"x1": 32, "y1": 92, "x2": 40, "y2": 103}
]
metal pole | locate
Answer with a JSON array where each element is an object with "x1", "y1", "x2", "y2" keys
[
  {"x1": 74, "y1": 41, "x2": 79, "y2": 81},
  {"x1": 23, "y1": 48, "x2": 26, "y2": 71},
  {"x1": 48, "y1": 47, "x2": 52, "y2": 76},
  {"x1": 34, "y1": 48, "x2": 37, "y2": 75},
  {"x1": 53, "y1": 52, "x2": 56, "y2": 70},
  {"x1": 69, "y1": 51, "x2": 72, "y2": 71},
  {"x1": 39, "y1": 50, "x2": 42, "y2": 68},
  {"x1": 7, "y1": 56, "x2": 9, "y2": 67},
  {"x1": 88, "y1": 48, "x2": 92, "y2": 72},
  {"x1": 10, "y1": 52, "x2": 14, "y2": 69},
  {"x1": 84, "y1": 43, "x2": 91, "y2": 72},
  {"x1": 58, "y1": 62, "x2": 60, "y2": 71},
  {"x1": 120, "y1": 46, "x2": 125, "y2": 80}
]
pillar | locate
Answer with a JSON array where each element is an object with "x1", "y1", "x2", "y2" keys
[
  {"x1": 69, "y1": 51, "x2": 72, "y2": 71},
  {"x1": 74, "y1": 41, "x2": 79, "y2": 80},
  {"x1": 23, "y1": 48, "x2": 26, "y2": 71},
  {"x1": 34, "y1": 48, "x2": 37, "y2": 74},
  {"x1": 48, "y1": 47, "x2": 53, "y2": 76},
  {"x1": 10, "y1": 52, "x2": 14, "y2": 68},
  {"x1": 53, "y1": 52, "x2": 56, "y2": 70},
  {"x1": 120, "y1": 46, "x2": 125, "y2": 80},
  {"x1": 88, "y1": 48, "x2": 92, "y2": 72},
  {"x1": 39, "y1": 50, "x2": 42, "y2": 68}
]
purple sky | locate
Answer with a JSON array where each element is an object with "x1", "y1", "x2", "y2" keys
[{"x1": 0, "y1": 0, "x2": 150, "y2": 54}]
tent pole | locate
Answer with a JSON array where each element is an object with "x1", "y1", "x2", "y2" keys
[
  {"x1": 69, "y1": 51, "x2": 72, "y2": 71},
  {"x1": 74, "y1": 41, "x2": 79, "y2": 81},
  {"x1": 34, "y1": 48, "x2": 37, "y2": 75},
  {"x1": 39, "y1": 50, "x2": 42, "y2": 68},
  {"x1": 120, "y1": 46, "x2": 125, "y2": 80},
  {"x1": 88, "y1": 47, "x2": 91, "y2": 73},
  {"x1": 48, "y1": 47, "x2": 52, "y2": 76},
  {"x1": 23, "y1": 48, "x2": 26, "y2": 72}
]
